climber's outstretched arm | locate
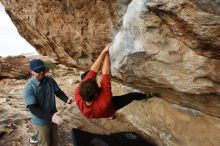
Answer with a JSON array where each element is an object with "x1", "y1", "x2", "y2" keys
[
  {"x1": 102, "y1": 53, "x2": 111, "y2": 75},
  {"x1": 90, "y1": 44, "x2": 111, "y2": 73}
]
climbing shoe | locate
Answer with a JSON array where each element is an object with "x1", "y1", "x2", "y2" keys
[
  {"x1": 29, "y1": 134, "x2": 39, "y2": 144},
  {"x1": 147, "y1": 92, "x2": 160, "y2": 98}
]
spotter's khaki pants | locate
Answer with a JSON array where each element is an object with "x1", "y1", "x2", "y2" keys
[{"x1": 35, "y1": 123, "x2": 58, "y2": 146}]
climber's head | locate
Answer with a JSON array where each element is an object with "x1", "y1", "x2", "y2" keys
[{"x1": 79, "y1": 78, "x2": 100, "y2": 102}]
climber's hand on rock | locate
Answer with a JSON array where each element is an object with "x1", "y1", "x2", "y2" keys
[{"x1": 102, "y1": 43, "x2": 112, "y2": 53}]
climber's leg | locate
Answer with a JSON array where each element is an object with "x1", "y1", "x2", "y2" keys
[{"x1": 112, "y1": 92, "x2": 147, "y2": 111}]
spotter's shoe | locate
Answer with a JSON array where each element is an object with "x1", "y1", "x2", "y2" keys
[{"x1": 29, "y1": 134, "x2": 39, "y2": 144}]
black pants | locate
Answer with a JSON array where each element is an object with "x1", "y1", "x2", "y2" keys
[
  {"x1": 81, "y1": 71, "x2": 147, "y2": 111},
  {"x1": 112, "y1": 92, "x2": 146, "y2": 110}
]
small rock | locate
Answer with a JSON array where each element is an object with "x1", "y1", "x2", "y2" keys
[
  {"x1": 69, "y1": 79, "x2": 79, "y2": 85},
  {"x1": 58, "y1": 64, "x2": 68, "y2": 69},
  {"x1": 0, "y1": 98, "x2": 7, "y2": 103}
]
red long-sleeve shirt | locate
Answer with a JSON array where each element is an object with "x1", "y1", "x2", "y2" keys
[{"x1": 74, "y1": 70, "x2": 116, "y2": 119}]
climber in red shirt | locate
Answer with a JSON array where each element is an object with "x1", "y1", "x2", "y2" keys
[{"x1": 74, "y1": 44, "x2": 160, "y2": 119}]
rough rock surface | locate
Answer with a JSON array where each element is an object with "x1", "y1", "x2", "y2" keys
[
  {"x1": 110, "y1": 0, "x2": 220, "y2": 117},
  {"x1": 1, "y1": 0, "x2": 220, "y2": 146},
  {"x1": 0, "y1": 56, "x2": 29, "y2": 79},
  {"x1": 146, "y1": 0, "x2": 220, "y2": 59},
  {"x1": 123, "y1": 98, "x2": 220, "y2": 146}
]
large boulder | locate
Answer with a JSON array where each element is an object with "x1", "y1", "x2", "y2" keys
[
  {"x1": 110, "y1": 0, "x2": 220, "y2": 117},
  {"x1": 0, "y1": 56, "x2": 29, "y2": 79},
  {"x1": 123, "y1": 98, "x2": 220, "y2": 146},
  {"x1": 1, "y1": 0, "x2": 130, "y2": 68}
]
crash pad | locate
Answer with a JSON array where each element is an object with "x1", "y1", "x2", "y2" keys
[{"x1": 71, "y1": 128, "x2": 155, "y2": 146}]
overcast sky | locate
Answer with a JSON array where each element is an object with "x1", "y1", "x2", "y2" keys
[{"x1": 0, "y1": 3, "x2": 37, "y2": 57}]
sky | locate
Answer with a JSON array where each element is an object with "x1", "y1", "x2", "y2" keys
[{"x1": 0, "y1": 3, "x2": 37, "y2": 57}]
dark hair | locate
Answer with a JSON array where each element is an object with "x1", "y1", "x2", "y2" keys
[{"x1": 79, "y1": 78, "x2": 99, "y2": 101}]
